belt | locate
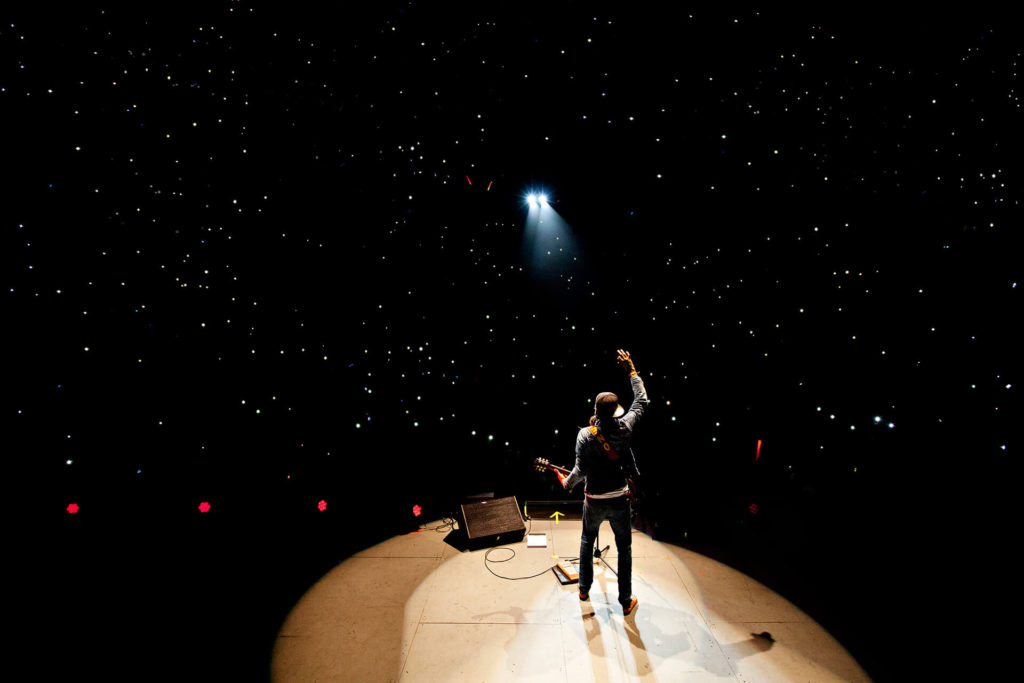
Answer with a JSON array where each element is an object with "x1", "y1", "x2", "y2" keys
[{"x1": 585, "y1": 485, "x2": 630, "y2": 500}]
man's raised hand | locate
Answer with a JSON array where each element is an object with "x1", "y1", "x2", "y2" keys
[{"x1": 617, "y1": 349, "x2": 636, "y2": 375}]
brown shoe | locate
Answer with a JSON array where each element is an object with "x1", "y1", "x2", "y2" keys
[
  {"x1": 623, "y1": 597, "x2": 638, "y2": 616},
  {"x1": 579, "y1": 589, "x2": 590, "y2": 601}
]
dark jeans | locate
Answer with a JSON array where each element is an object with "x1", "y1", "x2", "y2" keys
[{"x1": 579, "y1": 495, "x2": 632, "y2": 607}]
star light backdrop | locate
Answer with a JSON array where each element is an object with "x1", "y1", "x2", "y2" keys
[{"x1": 5, "y1": 5, "x2": 1019, "y2": 679}]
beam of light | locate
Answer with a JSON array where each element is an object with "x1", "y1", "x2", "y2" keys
[
  {"x1": 521, "y1": 186, "x2": 582, "y2": 290},
  {"x1": 756, "y1": 439, "x2": 762, "y2": 461}
]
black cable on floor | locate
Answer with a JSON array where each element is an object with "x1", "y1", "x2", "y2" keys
[
  {"x1": 427, "y1": 516, "x2": 457, "y2": 533},
  {"x1": 483, "y1": 516, "x2": 571, "y2": 581},
  {"x1": 483, "y1": 547, "x2": 557, "y2": 580}
]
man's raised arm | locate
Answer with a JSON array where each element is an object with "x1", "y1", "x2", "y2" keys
[{"x1": 617, "y1": 349, "x2": 649, "y2": 428}]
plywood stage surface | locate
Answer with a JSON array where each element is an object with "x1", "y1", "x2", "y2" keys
[{"x1": 272, "y1": 518, "x2": 869, "y2": 682}]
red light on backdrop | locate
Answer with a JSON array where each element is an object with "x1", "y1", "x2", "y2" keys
[
  {"x1": 198, "y1": 501, "x2": 211, "y2": 513},
  {"x1": 756, "y1": 439, "x2": 762, "y2": 461},
  {"x1": 318, "y1": 499, "x2": 327, "y2": 512},
  {"x1": 412, "y1": 504, "x2": 422, "y2": 517},
  {"x1": 66, "y1": 503, "x2": 79, "y2": 514}
]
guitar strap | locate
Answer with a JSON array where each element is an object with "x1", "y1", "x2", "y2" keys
[
  {"x1": 589, "y1": 425, "x2": 620, "y2": 461},
  {"x1": 590, "y1": 425, "x2": 641, "y2": 477},
  {"x1": 589, "y1": 425, "x2": 641, "y2": 504}
]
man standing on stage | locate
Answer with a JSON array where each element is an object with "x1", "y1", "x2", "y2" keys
[{"x1": 557, "y1": 349, "x2": 649, "y2": 616}]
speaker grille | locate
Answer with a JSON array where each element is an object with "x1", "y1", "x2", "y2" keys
[{"x1": 460, "y1": 496, "x2": 525, "y2": 543}]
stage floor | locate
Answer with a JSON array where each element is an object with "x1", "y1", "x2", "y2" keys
[{"x1": 271, "y1": 518, "x2": 869, "y2": 682}]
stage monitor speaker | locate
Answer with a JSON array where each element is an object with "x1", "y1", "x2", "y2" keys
[{"x1": 459, "y1": 496, "x2": 526, "y2": 549}]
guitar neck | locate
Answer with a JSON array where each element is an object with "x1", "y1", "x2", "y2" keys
[{"x1": 539, "y1": 462, "x2": 571, "y2": 476}]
